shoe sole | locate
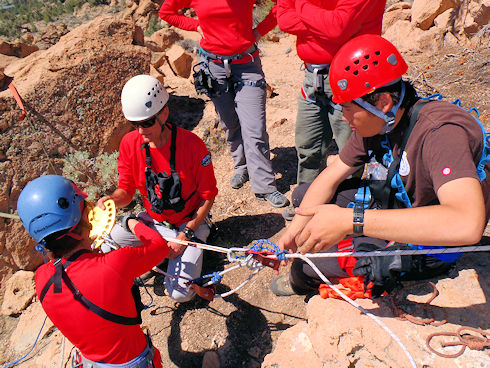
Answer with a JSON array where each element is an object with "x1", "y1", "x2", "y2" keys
[{"x1": 256, "y1": 196, "x2": 290, "y2": 208}]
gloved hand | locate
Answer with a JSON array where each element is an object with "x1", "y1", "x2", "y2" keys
[{"x1": 352, "y1": 242, "x2": 412, "y2": 297}]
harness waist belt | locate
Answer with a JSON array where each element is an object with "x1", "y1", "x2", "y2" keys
[
  {"x1": 199, "y1": 44, "x2": 258, "y2": 63},
  {"x1": 305, "y1": 63, "x2": 330, "y2": 74}
]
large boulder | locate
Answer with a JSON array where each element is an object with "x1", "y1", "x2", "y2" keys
[
  {"x1": 1, "y1": 270, "x2": 35, "y2": 316},
  {"x1": 383, "y1": 2, "x2": 412, "y2": 32},
  {"x1": 33, "y1": 24, "x2": 69, "y2": 50},
  {"x1": 0, "y1": 40, "x2": 38, "y2": 58},
  {"x1": 411, "y1": 0, "x2": 459, "y2": 31},
  {"x1": 0, "y1": 15, "x2": 150, "y2": 291},
  {"x1": 263, "y1": 253, "x2": 490, "y2": 368},
  {"x1": 383, "y1": 20, "x2": 444, "y2": 54}
]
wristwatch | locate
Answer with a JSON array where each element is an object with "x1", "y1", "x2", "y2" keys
[
  {"x1": 353, "y1": 203, "x2": 364, "y2": 235},
  {"x1": 182, "y1": 227, "x2": 195, "y2": 240}
]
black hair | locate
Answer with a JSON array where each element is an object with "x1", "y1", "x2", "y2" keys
[
  {"x1": 360, "y1": 79, "x2": 418, "y2": 110},
  {"x1": 43, "y1": 228, "x2": 81, "y2": 258}
]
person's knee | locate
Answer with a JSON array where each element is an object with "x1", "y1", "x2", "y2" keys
[
  {"x1": 168, "y1": 288, "x2": 195, "y2": 303},
  {"x1": 292, "y1": 183, "x2": 311, "y2": 207}
]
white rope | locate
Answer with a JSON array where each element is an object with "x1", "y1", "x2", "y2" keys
[
  {"x1": 297, "y1": 254, "x2": 417, "y2": 368},
  {"x1": 160, "y1": 236, "x2": 490, "y2": 258}
]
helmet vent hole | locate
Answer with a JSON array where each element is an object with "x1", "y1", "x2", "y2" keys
[
  {"x1": 354, "y1": 60, "x2": 359, "y2": 65},
  {"x1": 154, "y1": 94, "x2": 157, "y2": 97},
  {"x1": 345, "y1": 66, "x2": 350, "y2": 71},
  {"x1": 58, "y1": 198, "x2": 69, "y2": 209},
  {"x1": 147, "y1": 92, "x2": 151, "y2": 95},
  {"x1": 362, "y1": 65, "x2": 368, "y2": 70},
  {"x1": 353, "y1": 70, "x2": 359, "y2": 75},
  {"x1": 364, "y1": 55, "x2": 370, "y2": 59},
  {"x1": 373, "y1": 61, "x2": 379, "y2": 66},
  {"x1": 375, "y1": 51, "x2": 381, "y2": 55}
]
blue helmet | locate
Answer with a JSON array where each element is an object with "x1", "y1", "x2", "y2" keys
[{"x1": 17, "y1": 175, "x2": 87, "y2": 243}]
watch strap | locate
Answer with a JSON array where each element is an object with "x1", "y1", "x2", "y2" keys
[{"x1": 353, "y1": 203, "x2": 364, "y2": 235}]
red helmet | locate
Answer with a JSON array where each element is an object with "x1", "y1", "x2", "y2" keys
[{"x1": 329, "y1": 35, "x2": 408, "y2": 104}]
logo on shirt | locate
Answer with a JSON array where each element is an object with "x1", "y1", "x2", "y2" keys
[
  {"x1": 399, "y1": 151, "x2": 410, "y2": 176},
  {"x1": 442, "y1": 167, "x2": 452, "y2": 176},
  {"x1": 201, "y1": 153, "x2": 211, "y2": 167}
]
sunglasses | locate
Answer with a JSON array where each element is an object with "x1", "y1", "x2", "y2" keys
[{"x1": 130, "y1": 116, "x2": 157, "y2": 129}]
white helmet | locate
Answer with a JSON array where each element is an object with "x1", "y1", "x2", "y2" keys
[{"x1": 121, "y1": 75, "x2": 169, "y2": 121}]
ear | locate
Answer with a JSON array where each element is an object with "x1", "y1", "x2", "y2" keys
[{"x1": 376, "y1": 93, "x2": 394, "y2": 113}]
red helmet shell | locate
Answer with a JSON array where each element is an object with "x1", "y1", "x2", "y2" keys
[{"x1": 329, "y1": 35, "x2": 408, "y2": 104}]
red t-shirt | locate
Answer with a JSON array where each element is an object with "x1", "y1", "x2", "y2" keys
[
  {"x1": 35, "y1": 223, "x2": 168, "y2": 365},
  {"x1": 340, "y1": 101, "x2": 490, "y2": 221},
  {"x1": 117, "y1": 127, "x2": 218, "y2": 226},
  {"x1": 159, "y1": 0, "x2": 278, "y2": 56},
  {"x1": 277, "y1": 0, "x2": 385, "y2": 64}
]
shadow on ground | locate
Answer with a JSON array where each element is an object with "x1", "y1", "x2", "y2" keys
[
  {"x1": 166, "y1": 286, "x2": 273, "y2": 368},
  {"x1": 168, "y1": 93, "x2": 206, "y2": 131},
  {"x1": 212, "y1": 213, "x2": 285, "y2": 248}
]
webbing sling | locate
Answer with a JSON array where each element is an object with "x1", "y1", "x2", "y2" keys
[
  {"x1": 39, "y1": 249, "x2": 142, "y2": 326},
  {"x1": 377, "y1": 100, "x2": 428, "y2": 209}
]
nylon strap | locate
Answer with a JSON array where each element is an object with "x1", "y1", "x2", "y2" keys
[
  {"x1": 8, "y1": 83, "x2": 26, "y2": 121},
  {"x1": 379, "y1": 100, "x2": 428, "y2": 208},
  {"x1": 39, "y1": 249, "x2": 141, "y2": 326}
]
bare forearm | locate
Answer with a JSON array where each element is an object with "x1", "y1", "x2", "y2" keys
[
  {"x1": 108, "y1": 189, "x2": 133, "y2": 209},
  {"x1": 184, "y1": 198, "x2": 214, "y2": 232}
]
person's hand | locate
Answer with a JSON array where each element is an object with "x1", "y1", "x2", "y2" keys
[
  {"x1": 278, "y1": 213, "x2": 312, "y2": 253},
  {"x1": 97, "y1": 195, "x2": 112, "y2": 210},
  {"x1": 167, "y1": 231, "x2": 188, "y2": 259},
  {"x1": 252, "y1": 28, "x2": 261, "y2": 41},
  {"x1": 294, "y1": 204, "x2": 352, "y2": 254},
  {"x1": 197, "y1": 25, "x2": 204, "y2": 38}
]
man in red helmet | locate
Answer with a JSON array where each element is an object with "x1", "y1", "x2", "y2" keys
[{"x1": 270, "y1": 34, "x2": 490, "y2": 297}]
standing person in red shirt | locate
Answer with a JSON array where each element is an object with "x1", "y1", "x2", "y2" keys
[
  {"x1": 17, "y1": 175, "x2": 167, "y2": 367},
  {"x1": 97, "y1": 75, "x2": 218, "y2": 302},
  {"x1": 277, "y1": 0, "x2": 386, "y2": 220},
  {"x1": 159, "y1": 0, "x2": 289, "y2": 208}
]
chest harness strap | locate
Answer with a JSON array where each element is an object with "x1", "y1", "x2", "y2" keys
[
  {"x1": 143, "y1": 123, "x2": 197, "y2": 215},
  {"x1": 39, "y1": 249, "x2": 142, "y2": 325}
]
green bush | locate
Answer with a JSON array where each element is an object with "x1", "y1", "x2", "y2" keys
[{"x1": 62, "y1": 150, "x2": 119, "y2": 202}]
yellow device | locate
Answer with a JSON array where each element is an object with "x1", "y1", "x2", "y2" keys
[{"x1": 88, "y1": 199, "x2": 116, "y2": 250}]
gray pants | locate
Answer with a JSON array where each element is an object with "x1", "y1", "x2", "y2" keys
[
  {"x1": 106, "y1": 212, "x2": 210, "y2": 303},
  {"x1": 295, "y1": 69, "x2": 352, "y2": 184},
  {"x1": 203, "y1": 55, "x2": 277, "y2": 194}
]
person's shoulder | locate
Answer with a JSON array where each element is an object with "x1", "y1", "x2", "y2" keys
[
  {"x1": 120, "y1": 130, "x2": 142, "y2": 146},
  {"x1": 176, "y1": 126, "x2": 207, "y2": 145}
]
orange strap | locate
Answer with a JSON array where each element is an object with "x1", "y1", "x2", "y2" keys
[
  {"x1": 319, "y1": 276, "x2": 373, "y2": 300},
  {"x1": 8, "y1": 83, "x2": 26, "y2": 120}
]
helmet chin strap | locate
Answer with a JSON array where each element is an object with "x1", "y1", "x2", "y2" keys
[{"x1": 354, "y1": 81, "x2": 406, "y2": 135}]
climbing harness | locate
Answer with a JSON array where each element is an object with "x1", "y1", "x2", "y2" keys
[
  {"x1": 426, "y1": 326, "x2": 490, "y2": 358},
  {"x1": 193, "y1": 62, "x2": 221, "y2": 97},
  {"x1": 143, "y1": 123, "x2": 196, "y2": 215},
  {"x1": 39, "y1": 249, "x2": 144, "y2": 325}
]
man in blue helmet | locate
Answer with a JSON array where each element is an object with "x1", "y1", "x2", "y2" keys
[{"x1": 17, "y1": 175, "x2": 167, "y2": 367}]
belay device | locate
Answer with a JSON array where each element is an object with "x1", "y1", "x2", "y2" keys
[{"x1": 143, "y1": 123, "x2": 196, "y2": 214}]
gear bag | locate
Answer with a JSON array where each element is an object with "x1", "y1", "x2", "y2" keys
[
  {"x1": 193, "y1": 62, "x2": 221, "y2": 98},
  {"x1": 143, "y1": 123, "x2": 196, "y2": 215}
]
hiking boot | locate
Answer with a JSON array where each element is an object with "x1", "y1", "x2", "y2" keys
[
  {"x1": 256, "y1": 191, "x2": 290, "y2": 208},
  {"x1": 282, "y1": 206, "x2": 295, "y2": 221},
  {"x1": 230, "y1": 173, "x2": 249, "y2": 189},
  {"x1": 270, "y1": 274, "x2": 296, "y2": 296}
]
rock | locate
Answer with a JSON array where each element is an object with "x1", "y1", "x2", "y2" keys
[
  {"x1": 266, "y1": 83, "x2": 275, "y2": 98},
  {"x1": 144, "y1": 38, "x2": 164, "y2": 52},
  {"x1": 0, "y1": 41, "x2": 38, "y2": 58},
  {"x1": 444, "y1": 31, "x2": 462, "y2": 47},
  {"x1": 0, "y1": 54, "x2": 19, "y2": 72},
  {"x1": 151, "y1": 52, "x2": 166, "y2": 69},
  {"x1": 383, "y1": 2, "x2": 412, "y2": 32},
  {"x1": 454, "y1": 0, "x2": 490, "y2": 35},
  {"x1": 0, "y1": 15, "x2": 150, "y2": 288},
  {"x1": 133, "y1": 25, "x2": 145, "y2": 46},
  {"x1": 10, "y1": 301, "x2": 55, "y2": 353},
  {"x1": 150, "y1": 28, "x2": 183, "y2": 51},
  {"x1": 166, "y1": 44, "x2": 193, "y2": 78},
  {"x1": 34, "y1": 24, "x2": 69, "y2": 50},
  {"x1": 411, "y1": 0, "x2": 458, "y2": 31},
  {"x1": 150, "y1": 64, "x2": 165, "y2": 84},
  {"x1": 1, "y1": 270, "x2": 35, "y2": 316},
  {"x1": 21, "y1": 33, "x2": 34, "y2": 44},
  {"x1": 384, "y1": 20, "x2": 444, "y2": 54},
  {"x1": 266, "y1": 34, "x2": 280, "y2": 42},
  {"x1": 264, "y1": 252, "x2": 490, "y2": 368},
  {"x1": 21, "y1": 331, "x2": 75, "y2": 368},
  {"x1": 434, "y1": 8, "x2": 456, "y2": 32}
]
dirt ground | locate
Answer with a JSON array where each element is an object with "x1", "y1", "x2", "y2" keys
[{"x1": 0, "y1": 24, "x2": 489, "y2": 368}]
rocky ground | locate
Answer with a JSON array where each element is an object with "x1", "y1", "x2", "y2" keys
[{"x1": 0, "y1": 1, "x2": 489, "y2": 368}]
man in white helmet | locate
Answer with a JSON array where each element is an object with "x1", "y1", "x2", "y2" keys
[{"x1": 98, "y1": 75, "x2": 218, "y2": 302}]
